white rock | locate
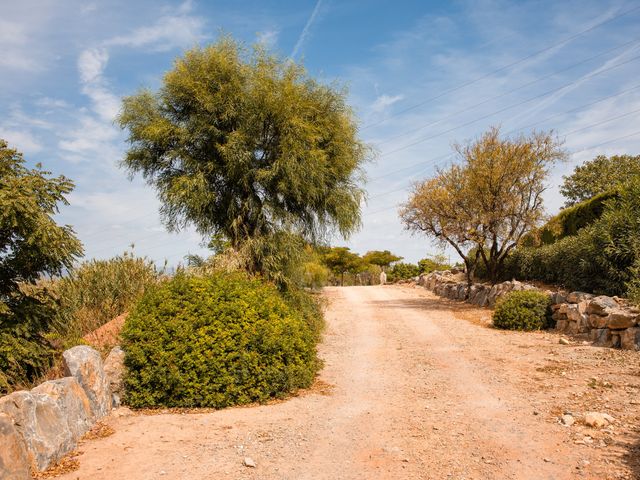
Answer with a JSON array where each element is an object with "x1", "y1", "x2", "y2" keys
[
  {"x1": 243, "y1": 457, "x2": 256, "y2": 468},
  {"x1": 584, "y1": 412, "x2": 614, "y2": 428}
]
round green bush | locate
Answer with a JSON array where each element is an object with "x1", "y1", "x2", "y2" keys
[
  {"x1": 121, "y1": 273, "x2": 320, "y2": 408},
  {"x1": 492, "y1": 290, "x2": 552, "y2": 331}
]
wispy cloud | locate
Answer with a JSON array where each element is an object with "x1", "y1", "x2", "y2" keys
[
  {"x1": 257, "y1": 29, "x2": 279, "y2": 48},
  {"x1": 290, "y1": 0, "x2": 323, "y2": 59},
  {"x1": 371, "y1": 94, "x2": 404, "y2": 113}
]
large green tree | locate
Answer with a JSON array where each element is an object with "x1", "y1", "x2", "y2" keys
[
  {"x1": 362, "y1": 250, "x2": 402, "y2": 270},
  {"x1": 560, "y1": 154, "x2": 640, "y2": 207},
  {"x1": 0, "y1": 140, "x2": 83, "y2": 391},
  {"x1": 400, "y1": 127, "x2": 566, "y2": 285},
  {"x1": 118, "y1": 38, "x2": 367, "y2": 275},
  {"x1": 319, "y1": 247, "x2": 363, "y2": 286}
]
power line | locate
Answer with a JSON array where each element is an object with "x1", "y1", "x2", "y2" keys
[
  {"x1": 371, "y1": 37, "x2": 640, "y2": 147},
  {"x1": 361, "y1": 4, "x2": 640, "y2": 130},
  {"x1": 377, "y1": 53, "x2": 640, "y2": 159},
  {"x1": 369, "y1": 82, "x2": 640, "y2": 182}
]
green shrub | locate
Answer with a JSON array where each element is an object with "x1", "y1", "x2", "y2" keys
[
  {"x1": 52, "y1": 252, "x2": 159, "y2": 342},
  {"x1": 492, "y1": 290, "x2": 552, "y2": 331},
  {"x1": 521, "y1": 190, "x2": 617, "y2": 247},
  {"x1": 122, "y1": 272, "x2": 321, "y2": 408},
  {"x1": 388, "y1": 262, "x2": 420, "y2": 282},
  {"x1": 505, "y1": 177, "x2": 640, "y2": 297}
]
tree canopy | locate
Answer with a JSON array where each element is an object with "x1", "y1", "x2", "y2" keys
[
  {"x1": 118, "y1": 38, "x2": 368, "y2": 271},
  {"x1": 362, "y1": 250, "x2": 402, "y2": 269},
  {"x1": 319, "y1": 246, "x2": 364, "y2": 286},
  {"x1": 400, "y1": 127, "x2": 566, "y2": 284},
  {"x1": 560, "y1": 154, "x2": 640, "y2": 207},
  {"x1": 0, "y1": 139, "x2": 83, "y2": 391}
]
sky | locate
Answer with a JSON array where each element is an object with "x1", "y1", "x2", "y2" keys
[{"x1": 1, "y1": 0, "x2": 640, "y2": 266}]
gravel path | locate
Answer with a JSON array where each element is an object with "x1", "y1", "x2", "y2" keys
[{"x1": 59, "y1": 285, "x2": 640, "y2": 479}]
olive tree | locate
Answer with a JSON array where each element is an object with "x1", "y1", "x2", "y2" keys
[
  {"x1": 400, "y1": 127, "x2": 566, "y2": 284},
  {"x1": 118, "y1": 38, "x2": 368, "y2": 277}
]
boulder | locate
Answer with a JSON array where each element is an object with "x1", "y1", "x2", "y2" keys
[
  {"x1": 557, "y1": 303, "x2": 569, "y2": 315},
  {"x1": 621, "y1": 327, "x2": 640, "y2": 351},
  {"x1": 567, "y1": 292, "x2": 593, "y2": 304},
  {"x1": 591, "y1": 328, "x2": 612, "y2": 347},
  {"x1": 555, "y1": 320, "x2": 569, "y2": 332},
  {"x1": 31, "y1": 378, "x2": 93, "y2": 440},
  {"x1": 586, "y1": 296, "x2": 618, "y2": 316},
  {"x1": 588, "y1": 314, "x2": 608, "y2": 329},
  {"x1": 104, "y1": 346, "x2": 125, "y2": 408},
  {"x1": 63, "y1": 346, "x2": 111, "y2": 418},
  {"x1": 607, "y1": 309, "x2": 639, "y2": 330},
  {"x1": 0, "y1": 390, "x2": 73, "y2": 471},
  {"x1": 0, "y1": 412, "x2": 31, "y2": 480}
]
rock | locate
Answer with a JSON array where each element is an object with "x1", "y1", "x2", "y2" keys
[
  {"x1": 104, "y1": 346, "x2": 125, "y2": 408},
  {"x1": 561, "y1": 414, "x2": 575, "y2": 426},
  {"x1": 63, "y1": 346, "x2": 111, "y2": 417},
  {"x1": 584, "y1": 412, "x2": 614, "y2": 428},
  {"x1": 567, "y1": 292, "x2": 593, "y2": 304},
  {"x1": 611, "y1": 332, "x2": 622, "y2": 348},
  {"x1": 566, "y1": 304, "x2": 589, "y2": 333},
  {"x1": 591, "y1": 328, "x2": 612, "y2": 347},
  {"x1": 588, "y1": 314, "x2": 608, "y2": 329},
  {"x1": 559, "y1": 337, "x2": 571, "y2": 345},
  {"x1": 555, "y1": 320, "x2": 569, "y2": 332},
  {"x1": 606, "y1": 309, "x2": 639, "y2": 329},
  {"x1": 0, "y1": 390, "x2": 73, "y2": 471},
  {"x1": 552, "y1": 291, "x2": 568, "y2": 305},
  {"x1": 31, "y1": 378, "x2": 93, "y2": 440},
  {"x1": 621, "y1": 327, "x2": 640, "y2": 351},
  {"x1": 586, "y1": 296, "x2": 618, "y2": 315},
  {"x1": 243, "y1": 457, "x2": 256, "y2": 468},
  {"x1": 0, "y1": 413, "x2": 31, "y2": 480},
  {"x1": 557, "y1": 304, "x2": 569, "y2": 315}
]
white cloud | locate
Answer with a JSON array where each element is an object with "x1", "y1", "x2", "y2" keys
[
  {"x1": 78, "y1": 48, "x2": 109, "y2": 83},
  {"x1": 0, "y1": 129, "x2": 43, "y2": 154},
  {"x1": 371, "y1": 94, "x2": 404, "y2": 113},
  {"x1": 105, "y1": 7, "x2": 206, "y2": 52},
  {"x1": 257, "y1": 29, "x2": 279, "y2": 48}
]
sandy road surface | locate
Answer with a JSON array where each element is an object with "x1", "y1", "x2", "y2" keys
[{"x1": 59, "y1": 285, "x2": 640, "y2": 480}]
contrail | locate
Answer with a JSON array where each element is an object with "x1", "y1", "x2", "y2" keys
[{"x1": 290, "y1": 0, "x2": 323, "y2": 59}]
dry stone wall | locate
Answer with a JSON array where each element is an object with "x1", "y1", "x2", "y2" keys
[
  {"x1": 0, "y1": 345, "x2": 124, "y2": 479},
  {"x1": 418, "y1": 271, "x2": 640, "y2": 351}
]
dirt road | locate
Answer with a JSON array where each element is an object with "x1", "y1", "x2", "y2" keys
[{"x1": 59, "y1": 286, "x2": 640, "y2": 480}]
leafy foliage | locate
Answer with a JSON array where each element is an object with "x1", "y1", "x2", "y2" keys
[
  {"x1": 122, "y1": 273, "x2": 321, "y2": 408},
  {"x1": 521, "y1": 190, "x2": 618, "y2": 247},
  {"x1": 417, "y1": 254, "x2": 451, "y2": 274},
  {"x1": 505, "y1": 177, "x2": 640, "y2": 298},
  {"x1": 51, "y1": 252, "x2": 159, "y2": 343},
  {"x1": 400, "y1": 127, "x2": 565, "y2": 284},
  {"x1": 492, "y1": 291, "x2": 552, "y2": 331},
  {"x1": 0, "y1": 140, "x2": 83, "y2": 393},
  {"x1": 388, "y1": 262, "x2": 420, "y2": 282},
  {"x1": 118, "y1": 38, "x2": 367, "y2": 279},
  {"x1": 362, "y1": 250, "x2": 402, "y2": 268},
  {"x1": 318, "y1": 246, "x2": 364, "y2": 286},
  {"x1": 560, "y1": 154, "x2": 640, "y2": 207}
]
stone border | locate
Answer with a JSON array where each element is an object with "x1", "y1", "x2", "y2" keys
[
  {"x1": 0, "y1": 345, "x2": 124, "y2": 479},
  {"x1": 417, "y1": 271, "x2": 640, "y2": 351}
]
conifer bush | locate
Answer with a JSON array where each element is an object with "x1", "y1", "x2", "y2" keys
[
  {"x1": 492, "y1": 290, "x2": 552, "y2": 331},
  {"x1": 121, "y1": 272, "x2": 321, "y2": 408}
]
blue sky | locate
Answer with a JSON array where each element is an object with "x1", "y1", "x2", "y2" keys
[{"x1": 2, "y1": 0, "x2": 640, "y2": 266}]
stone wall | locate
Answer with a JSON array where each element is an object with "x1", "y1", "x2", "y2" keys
[
  {"x1": 418, "y1": 271, "x2": 640, "y2": 351},
  {"x1": 0, "y1": 345, "x2": 123, "y2": 479}
]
